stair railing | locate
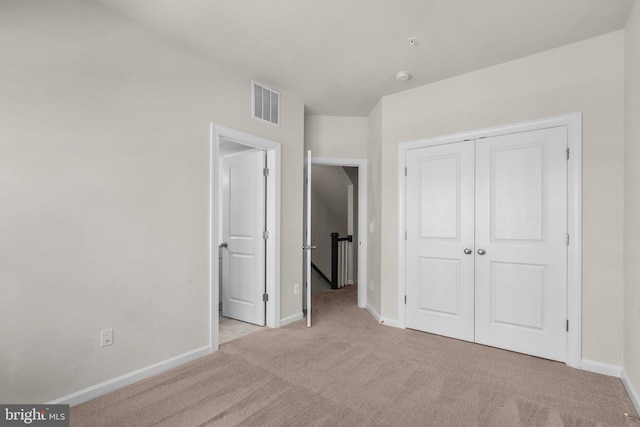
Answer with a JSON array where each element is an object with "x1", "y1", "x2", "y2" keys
[{"x1": 330, "y1": 232, "x2": 352, "y2": 289}]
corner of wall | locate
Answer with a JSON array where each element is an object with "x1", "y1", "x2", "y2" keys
[
  {"x1": 365, "y1": 100, "x2": 383, "y2": 316},
  {"x1": 624, "y1": 0, "x2": 640, "y2": 416}
]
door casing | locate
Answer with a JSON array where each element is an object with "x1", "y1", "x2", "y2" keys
[
  {"x1": 210, "y1": 124, "x2": 281, "y2": 352},
  {"x1": 397, "y1": 113, "x2": 582, "y2": 368}
]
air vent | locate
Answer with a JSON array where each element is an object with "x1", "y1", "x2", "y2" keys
[{"x1": 252, "y1": 81, "x2": 280, "y2": 126}]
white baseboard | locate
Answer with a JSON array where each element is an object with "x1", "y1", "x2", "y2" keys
[
  {"x1": 280, "y1": 312, "x2": 303, "y2": 327},
  {"x1": 49, "y1": 346, "x2": 210, "y2": 407},
  {"x1": 365, "y1": 304, "x2": 403, "y2": 329},
  {"x1": 622, "y1": 369, "x2": 640, "y2": 415},
  {"x1": 581, "y1": 359, "x2": 623, "y2": 377},
  {"x1": 380, "y1": 317, "x2": 403, "y2": 329},
  {"x1": 366, "y1": 304, "x2": 381, "y2": 322}
]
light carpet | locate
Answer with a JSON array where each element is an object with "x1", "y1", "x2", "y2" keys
[{"x1": 71, "y1": 286, "x2": 639, "y2": 426}]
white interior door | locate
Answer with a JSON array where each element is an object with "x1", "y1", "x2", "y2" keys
[
  {"x1": 303, "y1": 150, "x2": 312, "y2": 327},
  {"x1": 474, "y1": 127, "x2": 568, "y2": 361},
  {"x1": 406, "y1": 141, "x2": 476, "y2": 342},
  {"x1": 222, "y1": 149, "x2": 266, "y2": 326}
]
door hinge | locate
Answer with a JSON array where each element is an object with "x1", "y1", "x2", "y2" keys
[
  {"x1": 566, "y1": 233, "x2": 569, "y2": 246},
  {"x1": 263, "y1": 167, "x2": 270, "y2": 177},
  {"x1": 263, "y1": 293, "x2": 269, "y2": 302},
  {"x1": 567, "y1": 148, "x2": 570, "y2": 160},
  {"x1": 263, "y1": 230, "x2": 269, "y2": 240},
  {"x1": 405, "y1": 167, "x2": 407, "y2": 176},
  {"x1": 566, "y1": 319, "x2": 569, "y2": 332},
  {"x1": 404, "y1": 295, "x2": 407, "y2": 304}
]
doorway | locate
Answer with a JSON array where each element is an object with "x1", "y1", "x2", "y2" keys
[
  {"x1": 210, "y1": 124, "x2": 281, "y2": 352},
  {"x1": 398, "y1": 113, "x2": 583, "y2": 367},
  {"x1": 309, "y1": 165, "x2": 358, "y2": 294},
  {"x1": 304, "y1": 157, "x2": 368, "y2": 320}
]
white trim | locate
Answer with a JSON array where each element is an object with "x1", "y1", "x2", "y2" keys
[
  {"x1": 397, "y1": 113, "x2": 583, "y2": 368},
  {"x1": 311, "y1": 157, "x2": 368, "y2": 309},
  {"x1": 380, "y1": 317, "x2": 403, "y2": 329},
  {"x1": 581, "y1": 359, "x2": 622, "y2": 377},
  {"x1": 622, "y1": 369, "x2": 640, "y2": 415},
  {"x1": 211, "y1": 124, "x2": 282, "y2": 353},
  {"x1": 565, "y1": 114, "x2": 583, "y2": 369},
  {"x1": 366, "y1": 304, "x2": 381, "y2": 323},
  {"x1": 578, "y1": 363, "x2": 640, "y2": 414},
  {"x1": 48, "y1": 346, "x2": 209, "y2": 406},
  {"x1": 397, "y1": 145, "x2": 407, "y2": 330},
  {"x1": 280, "y1": 312, "x2": 304, "y2": 327},
  {"x1": 367, "y1": 302, "x2": 403, "y2": 329}
]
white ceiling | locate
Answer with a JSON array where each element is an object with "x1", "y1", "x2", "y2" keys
[{"x1": 91, "y1": 0, "x2": 635, "y2": 116}]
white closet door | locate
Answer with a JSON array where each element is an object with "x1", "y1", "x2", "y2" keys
[
  {"x1": 474, "y1": 127, "x2": 568, "y2": 362},
  {"x1": 406, "y1": 141, "x2": 475, "y2": 342}
]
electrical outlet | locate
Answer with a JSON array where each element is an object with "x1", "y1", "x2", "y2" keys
[
  {"x1": 101, "y1": 328, "x2": 114, "y2": 347},
  {"x1": 293, "y1": 283, "x2": 300, "y2": 295}
]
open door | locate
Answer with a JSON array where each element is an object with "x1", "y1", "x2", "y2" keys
[
  {"x1": 303, "y1": 150, "x2": 313, "y2": 327},
  {"x1": 221, "y1": 149, "x2": 266, "y2": 326}
]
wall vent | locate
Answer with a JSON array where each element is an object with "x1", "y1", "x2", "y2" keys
[{"x1": 252, "y1": 81, "x2": 280, "y2": 126}]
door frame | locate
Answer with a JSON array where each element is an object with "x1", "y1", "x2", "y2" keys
[
  {"x1": 311, "y1": 157, "x2": 368, "y2": 309},
  {"x1": 210, "y1": 124, "x2": 281, "y2": 352},
  {"x1": 397, "y1": 113, "x2": 582, "y2": 368}
]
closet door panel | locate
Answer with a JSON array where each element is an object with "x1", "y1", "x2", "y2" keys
[
  {"x1": 474, "y1": 127, "x2": 568, "y2": 362},
  {"x1": 405, "y1": 141, "x2": 475, "y2": 342}
]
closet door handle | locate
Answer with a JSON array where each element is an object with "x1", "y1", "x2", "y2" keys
[
  {"x1": 464, "y1": 248, "x2": 472, "y2": 255},
  {"x1": 477, "y1": 249, "x2": 486, "y2": 255},
  {"x1": 219, "y1": 242, "x2": 228, "y2": 248}
]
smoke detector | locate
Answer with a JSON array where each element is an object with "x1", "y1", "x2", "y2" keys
[{"x1": 395, "y1": 71, "x2": 411, "y2": 82}]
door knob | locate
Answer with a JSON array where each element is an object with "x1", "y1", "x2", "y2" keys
[
  {"x1": 464, "y1": 248, "x2": 472, "y2": 255},
  {"x1": 477, "y1": 249, "x2": 486, "y2": 255},
  {"x1": 219, "y1": 242, "x2": 228, "y2": 248}
]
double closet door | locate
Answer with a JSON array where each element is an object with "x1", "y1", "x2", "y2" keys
[{"x1": 405, "y1": 127, "x2": 568, "y2": 362}]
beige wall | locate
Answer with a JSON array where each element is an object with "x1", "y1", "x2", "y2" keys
[
  {"x1": 0, "y1": 0, "x2": 304, "y2": 403},
  {"x1": 378, "y1": 32, "x2": 625, "y2": 365},
  {"x1": 366, "y1": 102, "x2": 383, "y2": 315},
  {"x1": 624, "y1": 0, "x2": 640, "y2": 403},
  {"x1": 305, "y1": 115, "x2": 368, "y2": 158}
]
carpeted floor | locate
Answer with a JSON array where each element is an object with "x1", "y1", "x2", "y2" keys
[{"x1": 71, "y1": 286, "x2": 639, "y2": 426}]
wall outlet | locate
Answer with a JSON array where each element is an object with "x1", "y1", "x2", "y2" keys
[
  {"x1": 293, "y1": 283, "x2": 300, "y2": 295},
  {"x1": 100, "y1": 328, "x2": 114, "y2": 347}
]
